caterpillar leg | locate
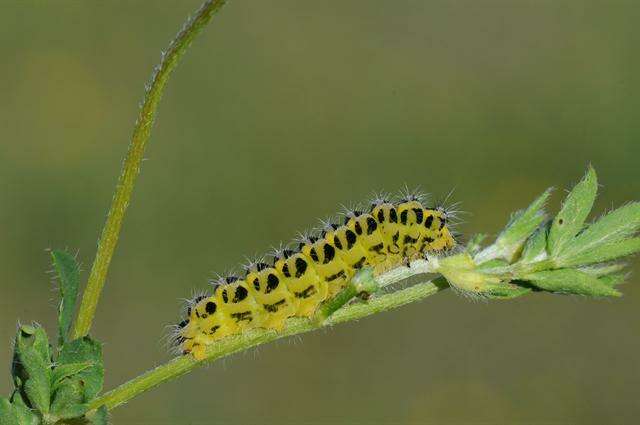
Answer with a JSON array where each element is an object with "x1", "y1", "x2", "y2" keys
[{"x1": 314, "y1": 267, "x2": 380, "y2": 324}]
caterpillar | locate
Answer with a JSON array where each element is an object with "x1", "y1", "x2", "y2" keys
[{"x1": 173, "y1": 194, "x2": 456, "y2": 359}]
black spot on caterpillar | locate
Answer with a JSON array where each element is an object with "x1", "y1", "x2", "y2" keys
[
  {"x1": 266, "y1": 273, "x2": 279, "y2": 293},
  {"x1": 294, "y1": 258, "x2": 307, "y2": 278},
  {"x1": 173, "y1": 194, "x2": 456, "y2": 359},
  {"x1": 264, "y1": 299, "x2": 286, "y2": 313}
]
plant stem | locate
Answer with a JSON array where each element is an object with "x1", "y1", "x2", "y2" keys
[
  {"x1": 72, "y1": 0, "x2": 229, "y2": 339},
  {"x1": 88, "y1": 278, "x2": 449, "y2": 411}
]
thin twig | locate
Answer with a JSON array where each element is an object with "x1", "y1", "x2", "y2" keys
[
  {"x1": 72, "y1": 0, "x2": 229, "y2": 339},
  {"x1": 88, "y1": 278, "x2": 449, "y2": 411}
]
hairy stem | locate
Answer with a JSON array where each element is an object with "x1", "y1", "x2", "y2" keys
[
  {"x1": 89, "y1": 278, "x2": 449, "y2": 411},
  {"x1": 72, "y1": 0, "x2": 229, "y2": 339}
]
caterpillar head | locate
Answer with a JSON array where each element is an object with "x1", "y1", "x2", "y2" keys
[{"x1": 423, "y1": 207, "x2": 456, "y2": 252}]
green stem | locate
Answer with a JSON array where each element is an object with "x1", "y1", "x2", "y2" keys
[
  {"x1": 315, "y1": 267, "x2": 380, "y2": 323},
  {"x1": 72, "y1": 0, "x2": 229, "y2": 339},
  {"x1": 88, "y1": 278, "x2": 449, "y2": 411}
]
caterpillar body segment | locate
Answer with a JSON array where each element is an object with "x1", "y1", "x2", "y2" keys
[
  {"x1": 343, "y1": 212, "x2": 387, "y2": 265},
  {"x1": 245, "y1": 262, "x2": 299, "y2": 330},
  {"x1": 299, "y1": 236, "x2": 353, "y2": 298},
  {"x1": 176, "y1": 195, "x2": 456, "y2": 360},
  {"x1": 369, "y1": 200, "x2": 404, "y2": 271},
  {"x1": 395, "y1": 200, "x2": 426, "y2": 258},
  {"x1": 213, "y1": 276, "x2": 261, "y2": 333},
  {"x1": 273, "y1": 250, "x2": 329, "y2": 316}
]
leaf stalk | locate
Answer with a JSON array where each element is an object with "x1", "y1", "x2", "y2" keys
[{"x1": 72, "y1": 0, "x2": 229, "y2": 339}]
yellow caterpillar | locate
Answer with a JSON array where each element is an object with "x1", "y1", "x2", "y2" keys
[{"x1": 173, "y1": 195, "x2": 456, "y2": 359}]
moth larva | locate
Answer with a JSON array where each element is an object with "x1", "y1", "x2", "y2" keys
[{"x1": 173, "y1": 194, "x2": 456, "y2": 359}]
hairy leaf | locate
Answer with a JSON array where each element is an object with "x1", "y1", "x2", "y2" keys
[
  {"x1": 523, "y1": 269, "x2": 620, "y2": 297},
  {"x1": 598, "y1": 273, "x2": 627, "y2": 287},
  {"x1": 13, "y1": 325, "x2": 51, "y2": 414},
  {"x1": 0, "y1": 398, "x2": 18, "y2": 425},
  {"x1": 86, "y1": 405, "x2": 108, "y2": 425},
  {"x1": 52, "y1": 362, "x2": 93, "y2": 391},
  {"x1": 58, "y1": 338, "x2": 104, "y2": 401},
  {"x1": 521, "y1": 221, "x2": 550, "y2": 262},
  {"x1": 548, "y1": 167, "x2": 597, "y2": 257},
  {"x1": 51, "y1": 378, "x2": 88, "y2": 420},
  {"x1": 578, "y1": 263, "x2": 626, "y2": 277},
  {"x1": 475, "y1": 189, "x2": 550, "y2": 263},
  {"x1": 557, "y1": 237, "x2": 640, "y2": 268},
  {"x1": 51, "y1": 250, "x2": 81, "y2": 346}
]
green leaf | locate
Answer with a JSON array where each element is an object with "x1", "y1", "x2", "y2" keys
[
  {"x1": 465, "y1": 234, "x2": 486, "y2": 255},
  {"x1": 578, "y1": 263, "x2": 626, "y2": 277},
  {"x1": 555, "y1": 203, "x2": 640, "y2": 264},
  {"x1": 475, "y1": 189, "x2": 550, "y2": 263},
  {"x1": 0, "y1": 398, "x2": 19, "y2": 425},
  {"x1": 86, "y1": 405, "x2": 108, "y2": 425},
  {"x1": 51, "y1": 250, "x2": 81, "y2": 346},
  {"x1": 547, "y1": 167, "x2": 598, "y2": 257},
  {"x1": 476, "y1": 259, "x2": 509, "y2": 273},
  {"x1": 521, "y1": 221, "x2": 550, "y2": 263},
  {"x1": 24, "y1": 380, "x2": 48, "y2": 416},
  {"x1": 482, "y1": 282, "x2": 531, "y2": 299},
  {"x1": 51, "y1": 378, "x2": 88, "y2": 420},
  {"x1": 11, "y1": 406, "x2": 38, "y2": 425},
  {"x1": 578, "y1": 202, "x2": 640, "y2": 244},
  {"x1": 598, "y1": 272, "x2": 627, "y2": 287},
  {"x1": 7, "y1": 393, "x2": 38, "y2": 425},
  {"x1": 14, "y1": 325, "x2": 51, "y2": 367},
  {"x1": 556, "y1": 237, "x2": 640, "y2": 268},
  {"x1": 58, "y1": 337, "x2": 104, "y2": 401},
  {"x1": 57, "y1": 404, "x2": 89, "y2": 421},
  {"x1": 52, "y1": 362, "x2": 93, "y2": 391},
  {"x1": 523, "y1": 269, "x2": 621, "y2": 297},
  {"x1": 8, "y1": 393, "x2": 26, "y2": 410},
  {"x1": 13, "y1": 325, "x2": 52, "y2": 414}
]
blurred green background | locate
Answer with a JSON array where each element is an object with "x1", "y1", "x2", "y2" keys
[{"x1": 1, "y1": 1, "x2": 639, "y2": 423}]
